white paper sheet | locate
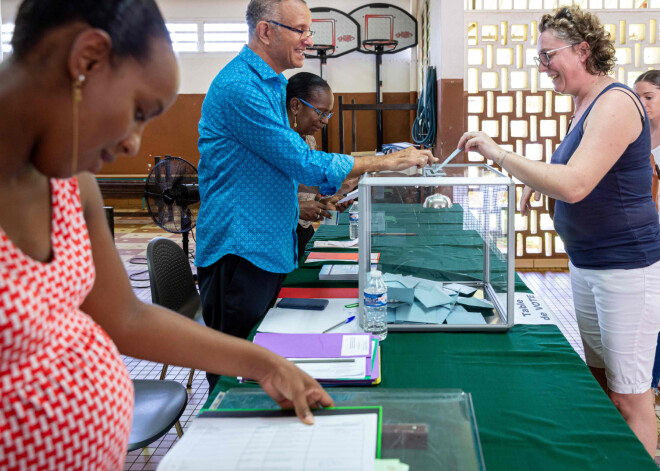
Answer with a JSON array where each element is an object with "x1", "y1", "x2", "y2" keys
[
  {"x1": 337, "y1": 189, "x2": 359, "y2": 204},
  {"x1": 157, "y1": 412, "x2": 378, "y2": 471},
  {"x1": 289, "y1": 357, "x2": 366, "y2": 379},
  {"x1": 257, "y1": 298, "x2": 362, "y2": 334},
  {"x1": 341, "y1": 335, "x2": 371, "y2": 356}
]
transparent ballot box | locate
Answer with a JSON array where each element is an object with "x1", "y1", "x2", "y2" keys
[
  {"x1": 210, "y1": 388, "x2": 486, "y2": 471},
  {"x1": 358, "y1": 164, "x2": 515, "y2": 332}
]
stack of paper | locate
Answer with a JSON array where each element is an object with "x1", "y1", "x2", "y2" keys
[
  {"x1": 313, "y1": 239, "x2": 359, "y2": 249},
  {"x1": 319, "y1": 264, "x2": 360, "y2": 281},
  {"x1": 258, "y1": 298, "x2": 361, "y2": 334},
  {"x1": 252, "y1": 333, "x2": 381, "y2": 385},
  {"x1": 157, "y1": 408, "x2": 381, "y2": 471},
  {"x1": 383, "y1": 274, "x2": 494, "y2": 326}
]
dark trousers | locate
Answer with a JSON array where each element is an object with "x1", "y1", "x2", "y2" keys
[
  {"x1": 296, "y1": 223, "x2": 315, "y2": 262},
  {"x1": 197, "y1": 254, "x2": 286, "y2": 393}
]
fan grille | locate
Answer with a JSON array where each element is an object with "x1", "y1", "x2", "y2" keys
[{"x1": 145, "y1": 157, "x2": 199, "y2": 234}]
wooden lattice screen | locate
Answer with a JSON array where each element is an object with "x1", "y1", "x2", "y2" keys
[{"x1": 464, "y1": 0, "x2": 660, "y2": 266}]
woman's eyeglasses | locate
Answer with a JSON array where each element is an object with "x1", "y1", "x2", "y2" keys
[
  {"x1": 267, "y1": 20, "x2": 314, "y2": 41},
  {"x1": 533, "y1": 43, "x2": 576, "y2": 67},
  {"x1": 297, "y1": 97, "x2": 334, "y2": 120}
]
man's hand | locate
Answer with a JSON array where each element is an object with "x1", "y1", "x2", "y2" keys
[
  {"x1": 382, "y1": 147, "x2": 437, "y2": 171},
  {"x1": 299, "y1": 199, "x2": 332, "y2": 221},
  {"x1": 257, "y1": 356, "x2": 335, "y2": 424}
]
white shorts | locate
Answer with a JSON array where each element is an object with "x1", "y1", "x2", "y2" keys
[{"x1": 569, "y1": 259, "x2": 660, "y2": 394}]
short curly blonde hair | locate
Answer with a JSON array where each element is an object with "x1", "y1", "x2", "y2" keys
[{"x1": 539, "y1": 5, "x2": 615, "y2": 75}]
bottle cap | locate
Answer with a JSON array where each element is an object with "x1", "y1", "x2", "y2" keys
[{"x1": 370, "y1": 270, "x2": 381, "y2": 277}]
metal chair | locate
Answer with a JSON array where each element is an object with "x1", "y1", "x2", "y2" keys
[
  {"x1": 146, "y1": 237, "x2": 204, "y2": 388},
  {"x1": 127, "y1": 379, "x2": 187, "y2": 451}
]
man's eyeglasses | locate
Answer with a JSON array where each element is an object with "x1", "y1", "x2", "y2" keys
[
  {"x1": 533, "y1": 43, "x2": 576, "y2": 67},
  {"x1": 297, "y1": 97, "x2": 333, "y2": 120},
  {"x1": 267, "y1": 20, "x2": 314, "y2": 41}
]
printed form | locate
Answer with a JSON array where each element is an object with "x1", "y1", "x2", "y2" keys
[{"x1": 157, "y1": 410, "x2": 378, "y2": 471}]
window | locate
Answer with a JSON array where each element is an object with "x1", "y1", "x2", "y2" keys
[
  {"x1": 166, "y1": 23, "x2": 200, "y2": 53},
  {"x1": 1, "y1": 24, "x2": 14, "y2": 54}
]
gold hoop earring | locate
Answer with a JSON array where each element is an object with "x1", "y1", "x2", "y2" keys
[{"x1": 71, "y1": 74, "x2": 85, "y2": 175}]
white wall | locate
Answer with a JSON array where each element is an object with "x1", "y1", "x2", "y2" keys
[
  {"x1": 1, "y1": 0, "x2": 418, "y2": 94},
  {"x1": 427, "y1": 0, "x2": 464, "y2": 80}
]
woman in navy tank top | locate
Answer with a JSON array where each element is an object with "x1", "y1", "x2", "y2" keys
[{"x1": 459, "y1": 6, "x2": 660, "y2": 457}]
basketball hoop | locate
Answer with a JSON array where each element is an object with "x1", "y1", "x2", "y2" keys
[
  {"x1": 305, "y1": 44, "x2": 336, "y2": 57},
  {"x1": 362, "y1": 39, "x2": 398, "y2": 52}
]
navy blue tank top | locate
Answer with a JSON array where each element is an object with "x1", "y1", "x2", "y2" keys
[{"x1": 551, "y1": 83, "x2": 660, "y2": 269}]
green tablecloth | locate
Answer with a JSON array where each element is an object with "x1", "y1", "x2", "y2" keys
[
  {"x1": 205, "y1": 325, "x2": 656, "y2": 471},
  {"x1": 203, "y1": 203, "x2": 655, "y2": 470},
  {"x1": 286, "y1": 204, "x2": 529, "y2": 292}
]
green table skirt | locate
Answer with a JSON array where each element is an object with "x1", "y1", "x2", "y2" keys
[{"x1": 204, "y1": 325, "x2": 655, "y2": 471}]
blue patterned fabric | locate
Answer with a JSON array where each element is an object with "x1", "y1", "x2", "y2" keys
[{"x1": 196, "y1": 46, "x2": 353, "y2": 273}]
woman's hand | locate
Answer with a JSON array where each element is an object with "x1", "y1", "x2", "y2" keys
[
  {"x1": 457, "y1": 131, "x2": 503, "y2": 162},
  {"x1": 299, "y1": 200, "x2": 332, "y2": 221},
  {"x1": 520, "y1": 185, "x2": 541, "y2": 216},
  {"x1": 257, "y1": 356, "x2": 335, "y2": 424},
  {"x1": 320, "y1": 195, "x2": 352, "y2": 213}
]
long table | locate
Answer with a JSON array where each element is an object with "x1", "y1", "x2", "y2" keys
[{"x1": 204, "y1": 213, "x2": 657, "y2": 470}]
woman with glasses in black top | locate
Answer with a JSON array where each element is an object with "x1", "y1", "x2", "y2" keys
[{"x1": 460, "y1": 6, "x2": 660, "y2": 456}]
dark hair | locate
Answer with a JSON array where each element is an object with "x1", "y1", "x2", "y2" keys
[
  {"x1": 539, "y1": 5, "x2": 615, "y2": 75},
  {"x1": 635, "y1": 70, "x2": 660, "y2": 88},
  {"x1": 11, "y1": 0, "x2": 171, "y2": 62},
  {"x1": 286, "y1": 72, "x2": 331, "y2": 109}
]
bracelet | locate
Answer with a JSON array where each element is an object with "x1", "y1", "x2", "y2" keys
[{"x1": 499, "y1": 150, "x2": 511, "y2": 166}]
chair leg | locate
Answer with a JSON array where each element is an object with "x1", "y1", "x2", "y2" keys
[
  {"x1": 160, "y1": 364, "x2": 168, "y2": 380},
  {"x1": 187, "y1": 368, "x2": 195, "y2": 389},
  {"x1": 175, "y1": 421, "x2": 184, "y2": 438}
]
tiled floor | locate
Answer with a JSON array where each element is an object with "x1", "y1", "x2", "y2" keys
[{"x1": 113, "y1": 216, "x2": 657, "y2": 469}]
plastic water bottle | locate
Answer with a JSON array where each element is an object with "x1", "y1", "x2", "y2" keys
[
  {"x1": 364, "y1": 270, "x2": 388, "y2": 340},
  {"x1": 349, "y1": 203, "x2": 359, "y2": 240}
]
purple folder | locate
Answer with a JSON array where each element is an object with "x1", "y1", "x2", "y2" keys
[
  {"x1": 253, "y1": 333, "x2": 374, "y2": 358},
  {"x1": 252, "y1": 333, "x2": 380, "y2": 385}
]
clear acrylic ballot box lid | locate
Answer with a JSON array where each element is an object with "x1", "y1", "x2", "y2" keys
[
  {"x1": 210, "y1": 388, "x2": 486, "y2": 471},
  {"x1": 358, "y1": 164, "x2": 515, "y2": 332}
]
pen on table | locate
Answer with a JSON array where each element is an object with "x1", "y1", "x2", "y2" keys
[{"x1": 322, "y1": 315, "x2": 356, "y2": 333}]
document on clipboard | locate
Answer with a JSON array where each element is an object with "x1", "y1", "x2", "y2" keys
[{"x1": 157, "y1": 407, "x2": 382, "y2": 471}]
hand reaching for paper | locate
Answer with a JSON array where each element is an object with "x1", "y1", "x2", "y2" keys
[{"x1": 299, "y1": 199, "x2": 332, "y2": 221}]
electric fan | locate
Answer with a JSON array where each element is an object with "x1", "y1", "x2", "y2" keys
[{"x1": 144, "y1": 156, "x2": 200, "y2": 257}]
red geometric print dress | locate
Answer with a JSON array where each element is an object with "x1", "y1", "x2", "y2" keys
[{"x1": 0, "y1": 178, "x2": 133, "y2": 470}]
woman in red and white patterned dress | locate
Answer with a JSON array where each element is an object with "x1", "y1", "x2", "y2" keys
[{"x1": 0, "y1": 1, "x2": 333, "y2": 470}]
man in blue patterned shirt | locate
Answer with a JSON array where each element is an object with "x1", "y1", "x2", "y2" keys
[{"x1": 196, "y1": 0, "x2": 435, "y2": 390}]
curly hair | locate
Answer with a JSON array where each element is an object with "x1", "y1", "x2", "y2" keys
[{"x1": 539, "y1": 5, "x2": 615, "y2": 75}]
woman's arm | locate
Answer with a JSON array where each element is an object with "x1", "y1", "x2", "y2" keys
[
  {"x1": 77, "y1": 173, "x2": 333, "y2": 423},
  {"x1": 459, "y1": 89, "x2": 644, "y2": 204}
]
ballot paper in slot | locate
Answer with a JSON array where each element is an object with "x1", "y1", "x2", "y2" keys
[
  {"x1": 251, "y1": 333, "x2": 381, "y2": 385},
  {"x1": 157, "y1": 408, "x2": 382, "y2": 471}
]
